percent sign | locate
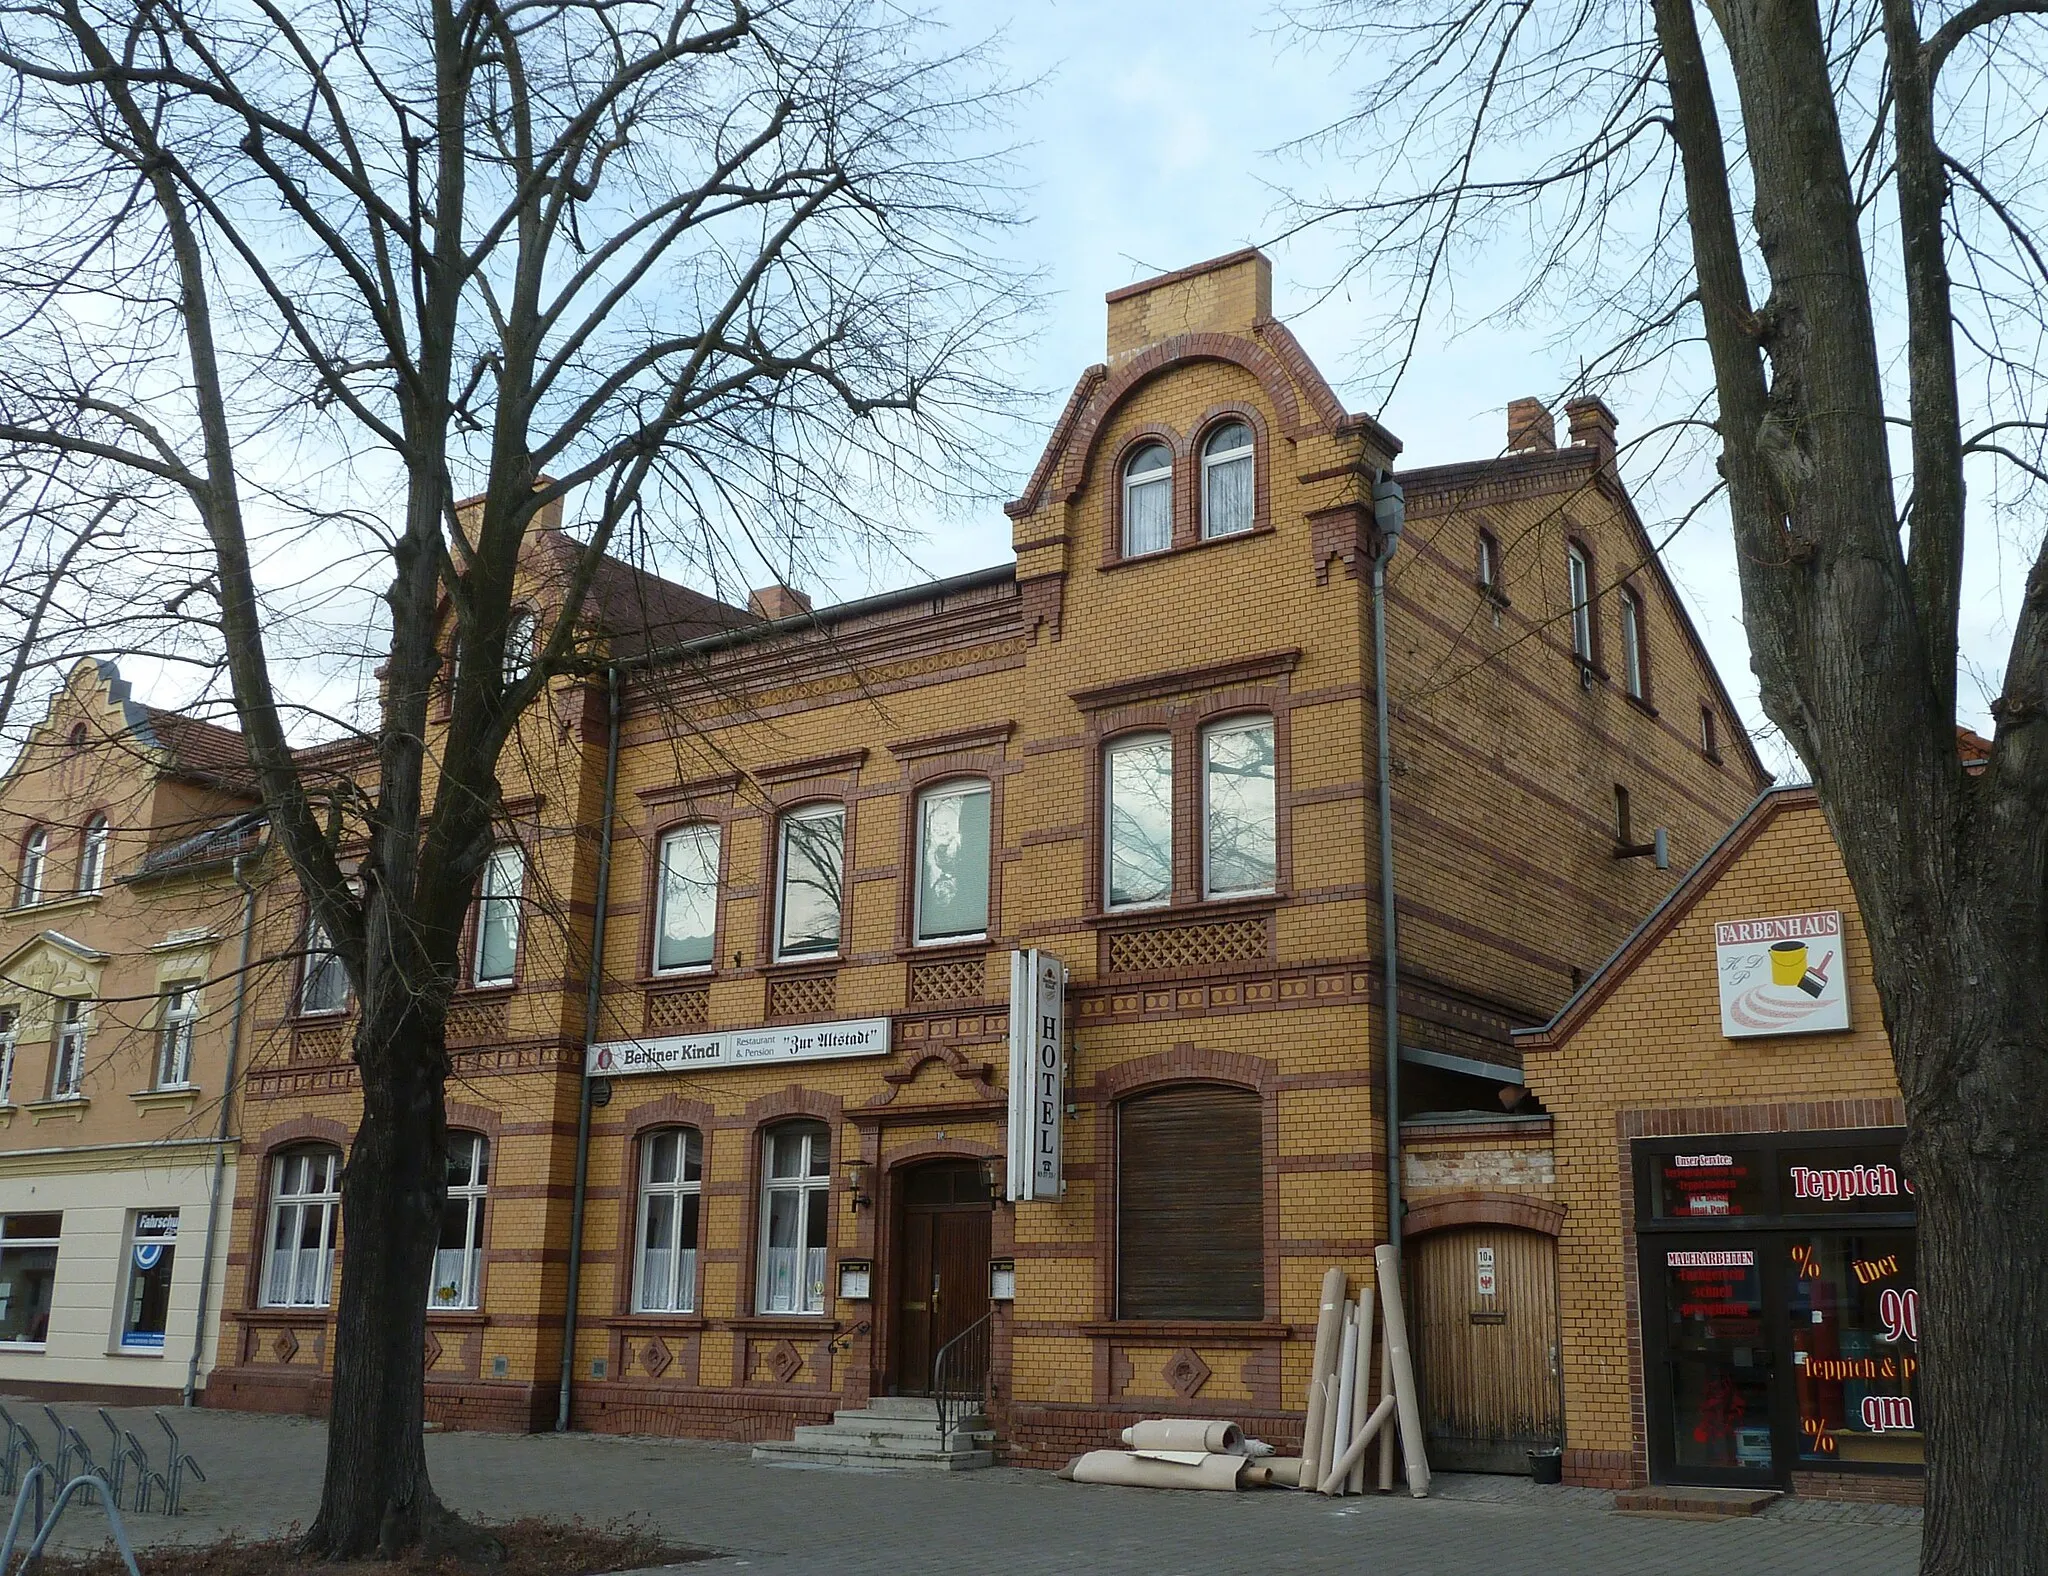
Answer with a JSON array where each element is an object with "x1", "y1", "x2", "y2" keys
[{"x1": 1789, "y1": 1243, "x2": 1822, "y2": 1279}]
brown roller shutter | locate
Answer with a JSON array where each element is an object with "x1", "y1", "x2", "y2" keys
[{"x1": 1117, "y1": 1085, "x2": 1263, "y2": 1319}]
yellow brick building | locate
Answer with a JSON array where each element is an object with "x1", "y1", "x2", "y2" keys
[
  {"x1": 1516, "y1": 785, "x2": 1921, "y2": 1502},
  {"x1": 189, "y1": 249, "x2": 1767, "y2": 1463}
]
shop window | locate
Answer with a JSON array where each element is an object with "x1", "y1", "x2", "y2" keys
[
  {"x1": 775, "y1": 805, "x2": 845, "y2": 960},
  {"x1": 654, "y1": 825, "x2": 720, "y2": 972},
  {"x1": 1117, "y1": 1085, "x2": 1263, "y2": 1320},
  {"x1": 1657, "y1": 1246, "x2": 1773, "y2": 1476},
  {"x1": 431, "y1": 1133, "x2": 488, "y2": 1310},
  {"x1": 1787, "y1": 1229, "x2": 1920, "y2": 1467},
  {"x1": 1200, "y1": 422, "x2": 1255, "y2": 539},
  {"x1": 914, "y1": 781, "x2": 991, "y2": 943},
  {"x1": 1121, "y1": 443, "x2": 1173, "y2": 558},
  {"x1": 156, "y1": 985, "x2": 199, "y2": 1089},
  {"x1": 16, "y1": 827, "x2": 47, "y2": 907},
  {"x1": 756, "y1": 1121, "x2": 830, "y2": 1315},
  {"x1": 1104, "y1": 734, "x2": 1173, "y2": 910},
  {"x1": 634, "y1": 1127, "x2": 703, "y2": 1313},
  {"x1": 473, "y1": 844, "x2": 524, "y2": 985},
  {"x1": 119, "y1": 1210, "x2": 180, "y2": 1352},
  {"x1": 298, "y1": 915, "x2": 348, "y2": 1015},
  {"x1": 0, "y1": 1006, "x2": 16, "y2": 1105},
  {"x1": 1648, "y1": 1149, "x2": 1769, "y2": 1220},
  {"x1": 1202, "y1": 717, "x2": 1276, "y2": 898},
  {"x1": 263, "y1": 1145, "x2": 341, "y2": 1308},
  {"x1": 1619, "y1": 588, "x2": 1645, "y2": 699},
  {"x1": 1566, "y1": 544, "x2": 1594, "y2": 663},
  {"x1": 77, "y1": 815, "x2": 109, "y2": 895},
  {"x1": 50, "y1": 1000, "x2": 88, "y2": 1098},
  {"x1": 0, "y1": 1213, "x2": 61, "y2": 1345}
]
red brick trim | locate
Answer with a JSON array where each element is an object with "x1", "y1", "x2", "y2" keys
[
  {"x1": 1005, "y1": 365, "x2": 1107, "y2": 519},
  {"x1": 1094, "y1": 1043, "x2": 1276, "y2": 1099},
  {"x1": 1402, "y1": 1190, "x2": 1565, "y2": 1239}
]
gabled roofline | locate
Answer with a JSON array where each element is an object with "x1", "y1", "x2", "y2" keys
[
  {"x1": 1512, "y1": 784, "x2": 1816, "y2": 1053},
  {"x1": 0, "y1": 928, "x2": 112, "y2": 975}
]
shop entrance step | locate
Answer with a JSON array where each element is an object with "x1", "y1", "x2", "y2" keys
[{"x1": 1614, "y1": 1486, "x2": 1781, "y2": 1519}]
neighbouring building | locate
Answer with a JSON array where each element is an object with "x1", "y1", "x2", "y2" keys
[
  {"x1": 112, "y1": 249, "x2": 1765, "y2": 1466},
  {"x1": 1510, "y1": 776, "x2": 1945, "y2": 1503},
  {"x1": 0, "y1": 662, "x2": 266, "y2": 1403}
]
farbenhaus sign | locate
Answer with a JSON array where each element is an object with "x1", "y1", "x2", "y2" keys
[
  {"x1": 585, "y1": 1017, "x2": 889, "y2": 1077},
  {"x1": 1714, "y1": 908, "x2": 1850, "y2": 1039}
]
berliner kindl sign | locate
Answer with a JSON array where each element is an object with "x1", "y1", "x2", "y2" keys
[
  {"x1": 1714, "y1": 909, "x2": 1850, "y2": 1038},
  {"x1": 585, "y1": 1017, "x2": 889, "y2": 1076}
]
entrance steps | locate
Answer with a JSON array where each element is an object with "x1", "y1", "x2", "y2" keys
[
  {"x1": 751, "y1": 1396, "x2": 997, "y2": 1471},
  {"x1": 1614, "y1": 1486, "x2": 1781, "y2": 1519}
]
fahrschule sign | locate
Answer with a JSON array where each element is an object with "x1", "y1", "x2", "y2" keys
[{"x1": 585, "y1": 1017, "x2": 889, "y2": 1077}]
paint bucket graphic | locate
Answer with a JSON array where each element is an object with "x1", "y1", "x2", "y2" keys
[{"x1": 1770, "y1": 940, "x2": 1808, "y2": 986}]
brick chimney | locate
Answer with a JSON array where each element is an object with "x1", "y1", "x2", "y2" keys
[
  {"x1": 1506, "y1": 398, "x2": 1555, "y2": 452},
  {"x1": 747, "y1": 583, "x2": 813, "y2": 621},
  {"x1": 1565, "y1": 395, "x2": 1618, "y2": 468}
]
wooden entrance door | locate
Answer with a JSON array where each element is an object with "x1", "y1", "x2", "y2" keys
[
  {"x1": 1406, "y1": 1226, "x2": 1563, "y2": 1472},
  {"x1": 891, "y1": 1161, "x2": 991, "y2": 1394}
]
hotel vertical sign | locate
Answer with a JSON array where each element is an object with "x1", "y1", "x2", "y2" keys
[{"x1": 1007, "y1": 949, "x2": 1067, "y2": 1202}]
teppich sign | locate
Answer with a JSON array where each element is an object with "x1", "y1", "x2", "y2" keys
[{"x1": 1715, "y1": 909, "x2": 1850, "y2": 1038}]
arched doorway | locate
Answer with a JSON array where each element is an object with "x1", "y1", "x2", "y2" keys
[
  {"x1": 1406, "y1": 1224, "x2": 1563, "y2": 1472},
  {"x1": 888, "y1": 1160, "x2": 991, "y2": 1395}
]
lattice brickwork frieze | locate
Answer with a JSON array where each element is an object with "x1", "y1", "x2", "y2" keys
[
  {"x1": 290, "y1": 1021, "x2": 350, "y2": 1064},
  {"x1": 908, "y1": 954, "x2": 985, "y2": 1005},
  {"x1": 644, "y1": 986, "x2": 711, "y2": 1035},
  {"x1": 445, "y1": 997, "x2": 508, "y2": 1045},
  {"x1": 1104, "y1": 916, "x2": 1272, "y2": 976},
  {"x1": 767, "y1": 971, "x2": 836, "y2": 1021}
]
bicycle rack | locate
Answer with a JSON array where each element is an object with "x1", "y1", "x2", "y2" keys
[
  {"x1": 0, "y1": 1464, "x2": 141, "y2": 1576},
  {"x1": 152, "y1": 1414, "x2": 205, "y2": 1517},
  {"x1": 39, "y1": 1409, "x2": 96, "y2": 1487},
  {"x1": 0, "y1": 1406, "x2": 43, "y2": 1497}
]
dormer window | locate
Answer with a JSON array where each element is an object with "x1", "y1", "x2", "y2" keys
[
  {"x1": 1121, "y1": 444, "x2": 1173, "y2": 558},
  {"x1": 1201, "y1": 423, "x2": 1254, "y2": 539}
]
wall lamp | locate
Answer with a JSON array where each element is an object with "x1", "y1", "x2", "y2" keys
[{"x1": 844, "y1": 1157, "x2": 873, "y2": 1213}]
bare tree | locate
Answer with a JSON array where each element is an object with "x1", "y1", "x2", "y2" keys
[
  {"x1": 1282, "y1": 1, "x2": 2047, "y2": 1566},
  {"x1": 0, "y1": 0, "x2": 1026, "y2": 1554}
]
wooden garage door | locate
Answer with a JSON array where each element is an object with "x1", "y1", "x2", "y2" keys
[{"x1": 1406, "y1": 1226, "x2": 1562, "y2": 1473}]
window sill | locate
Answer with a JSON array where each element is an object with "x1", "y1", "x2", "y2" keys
[
  {"x1": 132, "y1": 1087, "x2": 200, "y2": 1118},
  {"x1": 762, "y1": 955, "x2": 841, "y2": 974},
  {"x1": 294, "y1": 1007, "x2": 350, "y2": 1022},
  {"x1": 1623, "y1": 693, "x2": 1658, "y2": 718},
  {"x1": 6, "y1": 892, "x2": 101, "y2": 919},
  {"x1": 1088, "y1": 893, "x2": 1280, "y2": 929},
  {"x1": 246, "y1": 1305, "x2": 330, "y2": 1320},
  {"x1": 611, "y1": 1313, "x2": 707, "y2": 1332},
  {"x1": 0, "y1": 1343, "x2": 48, "y2": 1354},
  {"x1": 727, "y1": 1314, "x2": 839, "y2": 1332},
  {"x1": 897, "y1": 936, "x2": 990, "y2": 961},
  {"x1": 111, "y1": 1345, "x2": 165, "y2": 1358},
  {"x1": 643, "y1": 966, "x2": 717, "y2": 986},
  {"x1": 1080, "y1": 1320, "x2": 1292, "y2": 1340},
  {"x1": 1100, "y1": 523, "x2": 1276, "y2": 572},
  {"x1": 427, "y1": 1309, "x2": 489, "y2": 1326},
  {"x1": 25, "y1": 1097, "x2": 89, "y2": 1124},
  {"x1": 1476, "y1": 583, "x2": 1511, "y2": 609},
  {"x1": 457, "y1": 980, "x2": 517, "y2": 997}
]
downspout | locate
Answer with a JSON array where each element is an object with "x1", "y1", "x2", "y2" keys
[
  {"x1": 1370, "y1": 474, "x2": 1406, "y2": 1255},
  {"x1": 557, "y1": 663, "x2": 622, "y2": 1432},
  {"x1": 185, "y1": 837, "x2": 263, "y2": 1406}
]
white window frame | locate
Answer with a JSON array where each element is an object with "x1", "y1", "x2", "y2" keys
[
  {"x1": 774, "y1": 804, "x2": 846, "y2": 962},
  {"x1": 472, "y1": 843, "x2": 524, "y2": 985},
  {"x1": 1120, "y1": 444, "x2": 1174, "y2": 558},
  {"x1": 653, "y1": 824, "x2": 721, "y2": 974},
  {"x1": 1104, "y1": 733, "x2": 1174, "y2": 912},
  {"x1": 1201, "y1": 716, "x2": 1278, "y2": 900},
  {"x1": 51, "y1": 999, "x2": 87, "y2": 1098},
  {"x1": 156, "y1": 985, "x2": 199, "y2": 1089},
  {"x1": 1619, "y1": 589, "x2": 1644, "y2": 699},
  {"x1": 0, "y1": 1006, "x2": 17, "y2": 1105},
  {"x1": 77, "y1": 816, "x2": 109, "y2": 895},
  {"x1": 633, "y1": 1127, "x2": 703, "y2": 1313},
  {"x1": 430, "y1": 1132, "x2": 488, "y2": 1310},
  {"x1": 1200, "y1": 423, "x2": 1255, "y2": 540},
  {"x1": 263, "y1": 1146, "x2": 341, "y2": 1308},
  {"x1": 298, "y1": 914, "x2": 349, "y2": 1015},
  {"x1": 503, "y1": 608, "x2": 537, "y2": 688},
  {"x1": 17, "y1": 828, "x2": 47, "y2": 907},
  {"x1": 913, "y1": 780, "x2": 992, "y2": 945},
  {"x1": 1566, "y1": 545, "x2": 1594, "y2": 662},
  {"x1": 755, "y1": 1123, "x2": 831, "y2": 1315}
]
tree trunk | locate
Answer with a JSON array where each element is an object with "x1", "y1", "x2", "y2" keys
[{"x1": 300, "y1": 993, "x2": 469, "y2": 1560}]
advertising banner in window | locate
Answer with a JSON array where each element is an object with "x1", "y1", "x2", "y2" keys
[
  {"x1": 1715, "y1": 910, "x2": 1850, "y2": 1038},
  {"x1": 121, "y1": 1209, "x2": 178, "y2": 1350},
  {"x1": 586, "y1": 1018, "x2": 889, "y2": 1077},
  {"x1": 1007, "y1": 949, "x2": 1066, "y2": 1202}
]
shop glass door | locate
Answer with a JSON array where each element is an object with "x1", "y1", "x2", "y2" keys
[{"x1": 1654, "y1": 1241, "x2": 1779, "y2": 1485}]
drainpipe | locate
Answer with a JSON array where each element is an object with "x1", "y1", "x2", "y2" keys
[
  {"x1": 185, "y1": 837, "x2": 264, "y2": 1406},
  {"x1": 557, "y1": 664, "x2": 622, "y2": 1431},
  {"x1": 1370, "y1": 474, "x2": 1406, "y2": 1255}
]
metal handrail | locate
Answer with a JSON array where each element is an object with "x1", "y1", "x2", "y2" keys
[{"x1": 930, "y1": 1311, "x2": 992, "y2": 1449}]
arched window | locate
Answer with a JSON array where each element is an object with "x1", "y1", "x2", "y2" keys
[
  {"x1": 263, "y1": 1145, "x2": 342, "y2": 1307},
  {"x1": 757, "y1": 1121, "x2": 830, "y2": 1314},
  {"x1": 1117, "y1": 1085, "x2": 1263, "y2": 1319},
  {"x1": 502, "y1": 608, "x2": 537, "y2": 687},
  {"x1": 66, "y1": 724, "x2": 87, "y2": 752},
  {"x1": 431, "y1": 1133, "x2": 489, "y2": 1309},
  {"x1": 16, "y1": 828, "x2": 48, "y2": 907},
  {"x1": 298, "y1": 914, "x2": 348, "y2": 1015},
  {"x1": 77, "y1": 815, "x2": 109, "y2": 895},
  {"x1": 1104, "y1": 734, "x2": 1173, "y2": 910},
  {"x1": 914, "y1": 780, "x2": 991, "y2": 943},
  {"x1": 1202, "y1": 717, "x2": 1276, "y2": 898},
  {"x1": 654, "y1": 824, "x2": 720, "y2": 972},
  {"x1": 634, "y1": 1128, "x2": 703, "y2": 1313},
  {"x1": 1200, "y1": 422, "x2": 1254, "y2": 539},
  {"x1": 775, "y1": 805, "x2": 845, "y2": 961},
  {"x1": 1121, "y1": 443, "x2": 1173, "y2": 558}
]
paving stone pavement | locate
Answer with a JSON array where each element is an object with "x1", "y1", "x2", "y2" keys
[{"x1": 1, "y1": 1403, "x2": 1921, "y2": 1575}]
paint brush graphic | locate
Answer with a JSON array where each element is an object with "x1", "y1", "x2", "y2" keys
[{"x1": 1798, "y1": 950, "x2": 1835, "y2": 997}]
